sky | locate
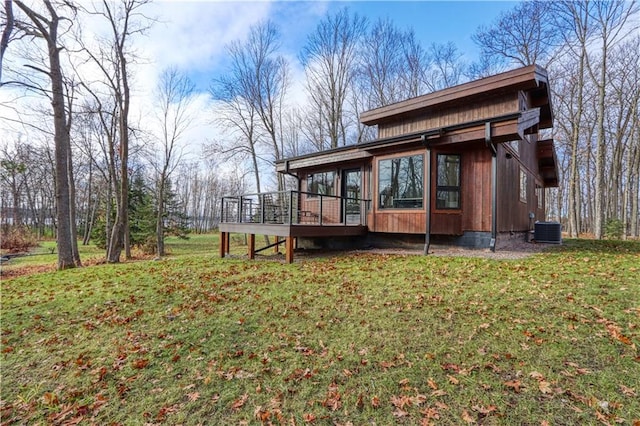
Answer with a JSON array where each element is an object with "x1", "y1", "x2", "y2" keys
[
  {"x1": 1, "y1": 0, "x2": 520, "y2": 174},
  {"x1": 139, "y1": 1, "x2": 518, "y2": 92}
]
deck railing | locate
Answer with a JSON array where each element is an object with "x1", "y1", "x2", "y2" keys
[{"x1": 221, "y1": 191, "x2": 370, "y2": 226}]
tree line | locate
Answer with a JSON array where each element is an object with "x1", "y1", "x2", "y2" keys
[{"x1": 1, "y1": 1, "x2": 638, "y2": 269}]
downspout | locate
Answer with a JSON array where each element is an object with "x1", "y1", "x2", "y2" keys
[
  {"x1": 422, "y1": 134, "x2": 432, "y2": 255},
  {"x1": 486, "y1": 122, "x2": 498, "y2": 252},
  {"x1": 284, "y1": 160, "x2": 302, "y2": 229},
  {"x1": 283, "y1": 160, "x2": 301, "y2": 189}
]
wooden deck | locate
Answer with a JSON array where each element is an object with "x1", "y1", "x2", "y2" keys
[{"x1": 219, "y1": 190, "x2": 369, "y2": 263}]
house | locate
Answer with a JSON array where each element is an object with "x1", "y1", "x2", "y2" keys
[{"x1": 219, "y1": 64, "x2": 558, "y2": 262}]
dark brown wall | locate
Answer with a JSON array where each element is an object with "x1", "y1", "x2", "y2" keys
[{"x1": 496, "y1": 140, "x2": 546, "y2": 232}]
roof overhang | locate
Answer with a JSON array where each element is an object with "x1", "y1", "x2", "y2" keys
[
  {"x1": 537, "y1": 139, "x2": 559, "y2": 187},
  {"x1": 360, "y1": 64, "x2": 553, "y2": 129}
]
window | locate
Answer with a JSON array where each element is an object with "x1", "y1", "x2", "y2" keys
[
  {"x1": 436, "y1": 154, "x2": 461, "y2": 209},
  {"x1": 519, "y1": 168, "x2": 527, "y2": 202},
  {"x1": 378, "y1": 154, "x2": 423, "y2": 209},
  {"x1": 307, "y1": 171, "x2": 335, "y2": 196},
  {"x1": 536, "y1": 184, "x2": 543, "y2": 209}
]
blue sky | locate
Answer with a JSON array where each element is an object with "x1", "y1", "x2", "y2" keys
[{"x1": 166, "y1": 1, "x2": 519, "y2": 91}]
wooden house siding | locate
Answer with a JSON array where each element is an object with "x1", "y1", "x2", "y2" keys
[
  {"x1": 370, "y1": 212, "x2": 426, "y2": 234},
  {"x1": 496, "y1": 139, "x2": 547, "y2": 233},
  {"x1": 460, "y1": 148, "x2": 492, "y2": 232},
  {"x1": 378, "y1": 93, "x2": 519, "y2": 139}
]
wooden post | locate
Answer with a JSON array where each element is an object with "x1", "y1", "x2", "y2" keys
[
  {"x1": 219, "y1": 232, "x2": 227, "y2": 258},
  {"x1": 274, "y1": 237, "x2": 280, "y2": 254},
  {"x1": 224, "y1": 232, "x2": 230, "y2": 254},
  {"x1": 285, "y1": 237, "x2": 294, "y2": 264},
  {"x1": 248, "y1": 234, "x2": 255, "y2": 260}
]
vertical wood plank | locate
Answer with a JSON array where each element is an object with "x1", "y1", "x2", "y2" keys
[
  {"x1": 274, "y1": 237, "x2": 280, "y2": 254},
  {"x1": 224, "y1": 232, "x2": 230, "y2": 254},
  {"x1": 248, "y1": 234, "x2": 255, "y2": 260}
]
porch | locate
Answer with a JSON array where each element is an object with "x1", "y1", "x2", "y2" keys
[{"x1": 218, "y1": 191, "x2": 370, "y2": 263}]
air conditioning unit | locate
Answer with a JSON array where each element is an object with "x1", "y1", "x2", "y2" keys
[{"x1": 534, "y1": 221, "x2": 562, "y2": 244}]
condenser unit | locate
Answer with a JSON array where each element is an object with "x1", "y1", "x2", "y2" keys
[{"x1": 534, "y1": 221, "x2": 562, "y2": 244}]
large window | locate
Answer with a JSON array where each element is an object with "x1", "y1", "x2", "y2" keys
[
  {"x1": 307, "y1": 171, "x2": 335, "y2": 196},
  {"x1": 378, "y1": 154, "x2": 423, "y2": 209},
  {"x1": 436, "y1": 154, "x2": 461, "y2": 210}
]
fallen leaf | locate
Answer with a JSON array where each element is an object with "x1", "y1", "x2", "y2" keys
[
  {"x1": 132, "y1": 358, "x2": 149, "y2": 369},
  {"x1": 393, "y1": 408, "x2": 409, "y2": 418},
  {"x1": 231, "y1": 393, "x2": 248, "y2": 410},
  {"x1": 187, "y1": 392, "x2": 200, "y2": 402},
  {"x1": 472, "y1": 404, "x2": 497, "y2": 415},
  {"x1": 420, "y1": 406, "x2": 440, "y2": 420},
  {"x1": 504, "y1": 380, "x2": 522, "y2": 393},
  {"x1": 461, "y1": 409, "x2": 475, "y2": 423},
  {"x1": 539, "y1": 380, "x2": 552, "y2": 394},
  {"x1": 303, "y1": 413, "x2": 316, "y2": 423},
  {"x1": 427, "y1": 378, "x2": 438, "y2": 390},
  {"x1": 529, "y1": 371, "x2": 545, "y2": 380},
  {"x1": 620, "y1": 385, "x2": 636, "y2": 396},
  {"x1": 448, "y1": 375, "x2": 459, "y2": 385},
  {"x1": 391, "y1": 394, "x2": 411, "y2": 409},
  {"x1": 371, "y1": 396, "x2": 380, "y2": 408}
]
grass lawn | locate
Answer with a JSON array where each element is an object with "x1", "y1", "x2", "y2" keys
[{"x1": 1, "y1": 235, "x2": 638, "y2": 424}]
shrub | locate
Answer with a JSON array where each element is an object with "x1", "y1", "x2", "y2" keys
[
  {"x1": 0, "y1": 226, "x2": 38, "y2": 253},
  {"x1": 604, "y1": 218, "x2": 624, "y2": 240}
]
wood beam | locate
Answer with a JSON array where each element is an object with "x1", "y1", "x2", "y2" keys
[
  {"x1": 248, "y1": 234, "x2": 255, "y2": 260},
  {"x1": 285, "y1": 237, "x2": 294, "y2": 264},
  {"x1": 219, "y1": 232, "x2": 227, "y2": 258}
]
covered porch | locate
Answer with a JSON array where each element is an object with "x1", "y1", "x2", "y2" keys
[{"x1": 218, "y1": 190, "x2": 370, "y2": 263}]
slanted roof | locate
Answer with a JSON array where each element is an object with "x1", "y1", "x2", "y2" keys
[{"x1": 360, "y1": 64, "x2": 553, "y2": 129}]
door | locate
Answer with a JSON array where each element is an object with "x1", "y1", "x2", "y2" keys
[{"x1": 342, "y1": 168, "x2": 361, "y2": 224}]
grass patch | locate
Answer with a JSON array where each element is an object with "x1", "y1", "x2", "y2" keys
[{"x1": 1, "y1": 238, "x2": 638, "y2": 424}]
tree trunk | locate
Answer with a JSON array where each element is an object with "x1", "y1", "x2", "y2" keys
[
  {"x1": 47, "y1": 12, "x2": 75, "y2": 269},
  {"x1": 156, "y1": 176, "x2": 165, "y2": 257},
  {"x1": 593, "y1": 39, "x2": 608, "y2": 239},
  {"x1": 568, "y1": 50, "x2": 585, "y2": 238}
]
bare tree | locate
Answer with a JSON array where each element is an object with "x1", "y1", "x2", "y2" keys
[
  {"x1": 425, "y1": 42, "x2": 465, "y2": 91},
  {"x1": 472, "y1": 0, "x2": 562, "y2": 68},
  {"x1": 210, "y1": 78, "x2": 264, "y2": 195},
  {"x1": 552, "y1": 1, "x2": 593, "y2": 238},
  {"x1": 231, "y1": 21, "x2": 289, "y2": 190},
  {"x1": 211, "y1": 21, "x2": 288, "y2": 192},
  {"x1": 301, "y1": 8, "x2": 367, "y2": 149},
  {"x1": 80, "y1": 0, "x2": 153, "y2": 262},
  {"x1": 0, "y1": 0, "x2": 14, "y2": 82},
  {"x1": 584, "y1": 0, "x2": 639, "y2": 239},
  {"x1": 3, "y1": 0, "x2": 80, "y2": 269},
  {"x1": 151, "y1": 67, "x2": 195, "y2": 257}
]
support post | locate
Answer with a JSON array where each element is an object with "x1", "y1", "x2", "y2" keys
[
  {"x1": 248, "y1": 234, "x2": 255, "y2": 260},
  {"x1": 225, "y1": 232, "x2": 230, "y2": 254},
  {"x1": 422, "y1": 135, "x2": 432, "y2": 255},
  {"x1": 274, "y1": 237, "x2": 280, "y2": 254},
  {"x1": 486, "y1": 122, "x2": 497, "y2": 252},
  {"x1": 219, "y1": 232, "x2": 227, "y2": 258},
  {"x1": 285, "y1": 237, "x2": 294, "y2": 264}
]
